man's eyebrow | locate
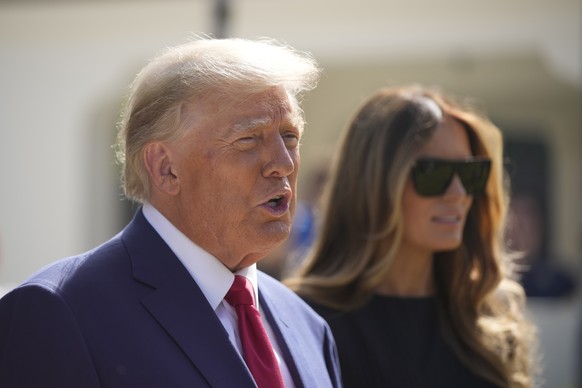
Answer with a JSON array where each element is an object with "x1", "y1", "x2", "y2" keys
[{"x1": 231, "y1": 117, "x2": 274, "y2": 134}]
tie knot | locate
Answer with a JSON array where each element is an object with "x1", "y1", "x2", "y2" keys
[{"x1": 225, "y1": 275, "x2": 255, "y2": 307}]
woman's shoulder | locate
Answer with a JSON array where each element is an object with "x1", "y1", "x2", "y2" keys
[{"x1": 300, "y1": 296, "x2": 347, "y2": 321}]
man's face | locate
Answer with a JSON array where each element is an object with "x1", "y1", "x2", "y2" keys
[{"x1": 164, "y1": 86, "x2": 303, "y2": 271}]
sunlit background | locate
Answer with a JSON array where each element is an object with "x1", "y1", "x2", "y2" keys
[{"x1": 1, "y1": 0, "x2": 580, "y2": 386}]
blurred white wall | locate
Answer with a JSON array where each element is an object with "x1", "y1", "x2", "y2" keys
[
  {"x1": 0, "y1": 1, "x2": 214, "y2": 282},
  {"x1": 1, "y1": 0, "x2": 580, "y2": 385}
]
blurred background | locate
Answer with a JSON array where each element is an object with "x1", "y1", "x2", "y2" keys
[{"x1": 1, "y1": 0, "x2": 580, "y2": 386}]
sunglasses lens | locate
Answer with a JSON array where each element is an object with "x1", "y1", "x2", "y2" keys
[
  {"x1": 412, "y1": 160, "x2": 454, "y2": 196},
  {"x1": 457, "y1": 160, "x2": 491, "y2": 194},
  {"x1": 412, "y1": 158, "x2": 491, "y2": 196}
]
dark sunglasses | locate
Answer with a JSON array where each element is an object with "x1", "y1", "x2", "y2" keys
[{"x1": 411, "y1": 157, "x2": 491, "y2": 196}]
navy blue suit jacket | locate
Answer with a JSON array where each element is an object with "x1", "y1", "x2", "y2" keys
[{"x1": 0, "y1": 210, "x2": 342, "y2": 387}]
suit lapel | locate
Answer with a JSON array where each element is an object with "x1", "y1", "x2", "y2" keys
[
  {"x1": 123, "y1": 210, "x2": 256, "y2": 388},
  {"x1": 141, "y1": 270, "x2": 256, "y2": 388}
]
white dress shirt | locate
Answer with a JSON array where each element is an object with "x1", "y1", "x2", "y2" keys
[{"x1": 142, "y1": 203, "x2": 294, "y2": 387}]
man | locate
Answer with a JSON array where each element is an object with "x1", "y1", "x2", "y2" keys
[{"x1": 0, "y1": 37, "x2": 341, "y2": 388}]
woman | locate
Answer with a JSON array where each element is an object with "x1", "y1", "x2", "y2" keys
[{"x1": 286, "y1": 86, "x2": 538, "y2": 387}]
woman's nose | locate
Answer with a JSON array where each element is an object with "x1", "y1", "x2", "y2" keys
[{"x1": 444, "y1": 174, "x2": 468, "y2": 197}]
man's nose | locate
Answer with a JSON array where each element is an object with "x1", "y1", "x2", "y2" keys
[{"x1": 261, "y1": 136, "x2": 296, "y2": 178}]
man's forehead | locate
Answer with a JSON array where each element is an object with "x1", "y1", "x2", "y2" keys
[{"x1": 186, "y1": 87, "x2": 304, "y2": 134}]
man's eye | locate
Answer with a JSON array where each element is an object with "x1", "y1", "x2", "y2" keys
[
  {"x1": 283, "y1": 133, "x2": 300, "y2": 146},
  {"x1": 234, "y1": 136, "x2": 258, "y2": 150}
]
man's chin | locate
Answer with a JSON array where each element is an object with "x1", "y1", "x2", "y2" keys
[{"x1": 256, "y1": 223, "x2": 291, "y2": 247}]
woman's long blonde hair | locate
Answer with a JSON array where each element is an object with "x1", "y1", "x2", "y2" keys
[{"x1": 286, "y1": 85, "x2": 538, "y2": 387}]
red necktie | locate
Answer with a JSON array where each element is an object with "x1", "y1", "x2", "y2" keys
[{"x1": 225, "y1": 275, "x2": 285, "y2": 388}]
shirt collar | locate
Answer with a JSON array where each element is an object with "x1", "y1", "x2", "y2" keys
[{"x1": 142, "y1": 202, "x2": 259, "y2": 309}]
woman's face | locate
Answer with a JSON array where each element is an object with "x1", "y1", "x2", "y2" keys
[{"x1": 400, "y1": 116, "x2": 474, "y2": 258}]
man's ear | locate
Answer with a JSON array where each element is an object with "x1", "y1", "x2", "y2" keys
[{"x1": 143, "y1": 142, "x2": 180, "y2": 196}]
